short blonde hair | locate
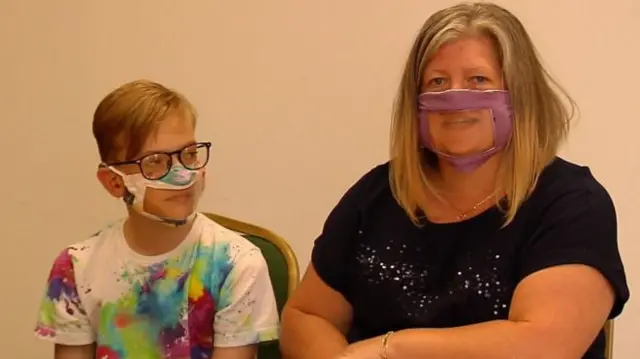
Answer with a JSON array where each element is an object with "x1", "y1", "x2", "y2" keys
[
  {"x1": 92, "y1": 79, "x2": 197, "y2": 163},
  {"x1": 389, "y1": 2, "x2": 575, "y2": 225}
]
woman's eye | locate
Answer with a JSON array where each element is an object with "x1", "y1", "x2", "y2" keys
[
  {"x1": 430, "y1": 78, "x2": 445, "y2": 86},
  {"x1": 471, "y1": 76, "x2": 489, "y2": 84}
]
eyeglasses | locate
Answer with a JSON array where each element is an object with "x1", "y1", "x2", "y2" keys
[{"x1": 107, "y1": 142, "x2": 212, "y2": 180}]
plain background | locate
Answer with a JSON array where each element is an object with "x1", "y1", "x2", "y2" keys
[{"x1": 1, "y1": 0, "x2": 637, "y2": 357}]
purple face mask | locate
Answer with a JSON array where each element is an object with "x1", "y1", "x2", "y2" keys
[{"x1": 417, "y1": 89, "x2": 513, "y2": 172}]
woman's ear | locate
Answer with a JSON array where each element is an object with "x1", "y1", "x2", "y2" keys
[{"x1": 96, "y1": 166, "x2": 125, "y2": 198}]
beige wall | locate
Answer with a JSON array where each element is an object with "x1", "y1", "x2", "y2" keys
[{"x1": 1, "y1": 0, "x2": 637, "y2": 357}]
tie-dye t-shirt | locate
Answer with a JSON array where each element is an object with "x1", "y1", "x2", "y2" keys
[{"x1": 34, "y1": 214, "x2": 279, "y2": 358}]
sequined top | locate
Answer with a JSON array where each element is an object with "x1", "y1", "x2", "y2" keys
[{"x1": 311, "y1": 158, "x2": 629, "y2": 359}]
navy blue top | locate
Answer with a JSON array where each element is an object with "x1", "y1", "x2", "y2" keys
[{"x1": 311, "y1": 157, "x2": 629, "y2": 359}]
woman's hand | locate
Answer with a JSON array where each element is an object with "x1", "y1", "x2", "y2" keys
[{"x1": 335, "y1": 336, "x2": 382, "y2": 359}]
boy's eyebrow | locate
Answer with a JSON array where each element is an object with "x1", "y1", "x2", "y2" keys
[{"x1": 137, "y1": 141, "x2": 198, "y2": 158}]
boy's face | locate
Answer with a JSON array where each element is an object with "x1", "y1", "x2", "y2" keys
[{"x1": 98, "y1": 113, "x2": 205, "y2": 220}]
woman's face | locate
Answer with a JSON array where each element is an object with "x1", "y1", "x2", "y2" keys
[{"x1": 422, "y1": 36, "x2": 503, "y2": 157}]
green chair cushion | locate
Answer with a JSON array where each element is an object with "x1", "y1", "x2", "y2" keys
[{"x1": 243, "y1": 234, "x2": 290, "y2": 359}]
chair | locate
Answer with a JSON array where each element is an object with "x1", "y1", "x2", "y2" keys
[
  {"x1": 604, "y1": 320, "x2": 614, "y2": 359},
  {"x1": 203, "y1": 212, "x2": 300, "y2": 359}
]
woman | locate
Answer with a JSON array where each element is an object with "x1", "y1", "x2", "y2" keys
[{"x1": 280, "y1": 2, "x2": 629, "y2": 359}]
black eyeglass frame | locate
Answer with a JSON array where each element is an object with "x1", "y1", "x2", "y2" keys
[{"x1": 104, "y1": 141, "x2": 212, "y2": 180}]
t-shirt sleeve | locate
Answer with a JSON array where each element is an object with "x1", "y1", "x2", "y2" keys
[
  {"x1": 213, "y1": 248, "x2": 279, "y2": 347},
  {"x1": 518, "y1": 182, "x2": 630, "y2": 318},
  {"x1": 34, "y1": 248, "x2": 95, "y2": 345},
  {"x1": 311, "y1": 164, "x2": 388, "y2": 297}
]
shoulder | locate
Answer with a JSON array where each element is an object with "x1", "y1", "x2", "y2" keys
[
  {"x1": 318, "y1": 161, "x2": 392, "y2": 238},
  {"x1": 516, "y1": 157, "x2": 618, "y2": 254},
  {"x1": 46, "y1": 220, "x2": 125, "y2": 293},
  {"x1": 52, "y1": 220, "x2": 124, "y2": 271},
  {"x1": 526, "y1": 157, "x2": 613, "y2": 215},
  {"x1": 330, "y1": 161, "x2": 392, "y2": 215},
  {"x1": 196, "y1": 214, "x2": 264, "y2": 263},
  {"x1": 349, "y1": 162, "x2": 391, "y2": 196}
]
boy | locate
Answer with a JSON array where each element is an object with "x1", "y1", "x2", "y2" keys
[{"x1": 35, "y1": 80, "x2": 279, "y2": 359}]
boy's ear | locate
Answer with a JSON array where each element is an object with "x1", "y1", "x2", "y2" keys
[
  {"x1": 200, "y1": 168, "x2": 207, "y2": 193},
  {"x1": 97, "y1": 167, "x2": 125, "y2": 198}
]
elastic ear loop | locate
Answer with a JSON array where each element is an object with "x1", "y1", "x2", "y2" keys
[{"x1": 105, "y1": 166, "x2": 131, "y2": 203}]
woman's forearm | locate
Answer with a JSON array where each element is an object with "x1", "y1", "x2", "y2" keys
[
  {"x1": 280, "y1": 308, "x2": 349, "y2": 359},
  {"x1": 387, "y1": 320, "x2": 554, "y2": 359}
]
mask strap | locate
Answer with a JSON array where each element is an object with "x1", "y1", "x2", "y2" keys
[{"x1": 104, "y1": 165, "x2": 126, "y2": 177}]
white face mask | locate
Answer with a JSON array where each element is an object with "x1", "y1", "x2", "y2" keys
[{"x1": 108, "y1": 164, "x2": 201, "y2": 226}]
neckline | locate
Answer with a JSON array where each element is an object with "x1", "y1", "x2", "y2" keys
[
  {"x1": 419, "y1": 203, "x2": 504, "y2": 228},
  {"x1": 115, "y1": 214, "x2": 202, "y2": 265}
]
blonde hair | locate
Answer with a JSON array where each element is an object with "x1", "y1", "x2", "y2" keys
[
  {"x1": 92, "y1": 79, "x2": 197, "y2": 163},
  {"x1": 389, "y1": 2, "x2": 575, "y2": 225}
]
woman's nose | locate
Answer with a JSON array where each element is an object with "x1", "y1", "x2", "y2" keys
[{"x1": 449, "y1": 77, "x2": 467, "y2": 90}]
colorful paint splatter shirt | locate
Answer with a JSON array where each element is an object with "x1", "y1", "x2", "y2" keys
[{"x1": 34, "y1": 214, "x2": 279, "y2": 358}]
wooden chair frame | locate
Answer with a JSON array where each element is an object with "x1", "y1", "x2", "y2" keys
[
  {"x1": 604, "y1": 320, "x2": 614, "y2": 359},
  {"x1": 203, "y1": 213, "x2": 300, "y2": 296}
]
